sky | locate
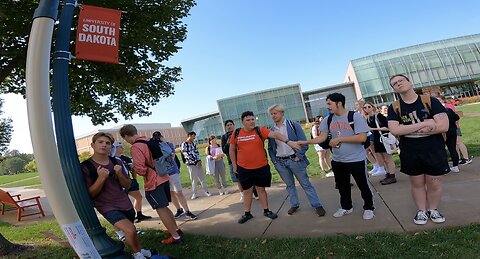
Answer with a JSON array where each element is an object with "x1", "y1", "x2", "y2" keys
[{"x1": 3, "y1": 0, "x2": 480, "y2": 154}]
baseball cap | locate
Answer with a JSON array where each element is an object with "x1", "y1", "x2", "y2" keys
[
  {"x1": 152, "y1": 131, "x2": 163, "y2": 139},
  {"x1": 112, "y1": 141, "x2": 123, "y2": 148}
]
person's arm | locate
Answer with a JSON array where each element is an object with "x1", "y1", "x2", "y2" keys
[
  {"x1": 87, "y1": 166, "x2": 110, "y2": 198},
  {"x1": 292, "y1": 122, "x2": 308, "y2": 159},
  {"x1": 298, "y1": 131, "x2": 328, "y2": 145},
  {"x1": 268, "y1": 131, "x2": 301, "y2": 151},
  {"x1": 387, "y1": 105, "x2": 432, "y2": 136},
  {"x1": 328, "y1": 132, "x2": 367, "y2": 148},
  {"x1": 229, "y1": 143, "x2": 237, "y2": 173},
  {"x1": 417, "y1": 112, "x2": 449, "y2": 135},
  {"x1": 131, "y1": 144, "x2": 149, "y2": 176}
]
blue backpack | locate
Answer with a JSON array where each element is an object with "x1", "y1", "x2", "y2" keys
[{"x1": 135, "y1": 139, "x2": 175, "y2": 176}]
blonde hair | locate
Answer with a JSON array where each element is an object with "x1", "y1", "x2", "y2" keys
[{"x1": 267, "y1": 104, "x2": 285, "y2": 113}]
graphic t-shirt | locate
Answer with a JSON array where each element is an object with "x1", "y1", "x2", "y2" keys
[
  {"x1": 319, "y1": 112, "x2": 369, "y2": 163},
  {"x1": 387, "y1": 96, "x2": 447, "y2": 150},
  {"x1": 229, "y1": 126, "x2": 271, "y2": 169}
]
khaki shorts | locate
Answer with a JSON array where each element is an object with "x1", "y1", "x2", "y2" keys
[{"x1": 168, "y1": 173, "x2": 182, "y2": 192}]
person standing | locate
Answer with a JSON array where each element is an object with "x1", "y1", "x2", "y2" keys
[
  {"x1": 152, "y1": 131, "x2": 198, "y2": 220},
  {"x1": 221, "y1": 120, "x2": 245, "y2": 201},
  {"x1": 119, "y1": 125, "x2": 183, "y2": 245},
  {"x1": 81, "y1": 132, "x2": 153, "y2": 258},
  {"x1": 387, "y1": 74, "x2": 449, "y2": 225},
  {"x1": 299, "y1": 93, "x2": 375, "y2": 220},
  {"x1": 363, "y1": 102, "x2": 397, "y2": 185},
  {"x1": 205, "y1": 135, "x2": 229, "y2": 195},
  {"x1": 230, "y1": 111, "x2": 301, "y2": 224},
  {"x1": 180, "y1": 132, "x2": 211, "y2": 199},
  {"x1": 311, "y1": 116, "x2": 332, "y2": 176},
  {"x1": 111, "y1": 142, "x2": 153, "y2": 222},
  {"x1": 267, "y1": 104, "x2": 326, "y2": 217}
]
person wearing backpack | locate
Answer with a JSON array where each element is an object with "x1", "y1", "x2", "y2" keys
[
  {"x1": 387, "y1": 74, "x2": 449, "y2": 225},
  {"x1": 119, "y1": 125, "x2": 183, "y2": 245},
  {"x1": 221, "y1": 120, "x2": 245, "y2": 201},
  {"x1": 152, "y1": 132, "x2": 198, "y2": 221},
  {"x1": 267, "y1": 104, "x2": 326, "y2": 217},
  {"x1": 180, "y1": 131, "x2": 212, "y2": 199},
  {"x1": 81, "y1": 132, "x2": 153, "y2": 259},
  {"x1": 230, "y1": 111, "x2": 301, "y2": 224},
  {"x1": 298, "y1": 93, "x2": 375, "y2": 220}
]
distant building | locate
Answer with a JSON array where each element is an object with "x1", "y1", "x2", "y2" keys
[{"x1": 75, "y1": 123, "x2": 186, "y2": 154}]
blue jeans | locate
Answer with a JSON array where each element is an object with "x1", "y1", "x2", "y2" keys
[{"x1": 274, "y1": 158, "x2": 322, "y2": 208}]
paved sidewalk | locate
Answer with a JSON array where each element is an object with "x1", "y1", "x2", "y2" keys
[{"x1": 1, "y1": 159, "x2": 479, "y2": 238}]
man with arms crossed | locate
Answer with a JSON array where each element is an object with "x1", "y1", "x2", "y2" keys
[
  {"x1": 81, "y1": 132, "x2": 152, "y2": 259},
  {"x1": 299, "y1": 93, "x2": 375, "y2": 220},
  {"x1": 387, "y1": 74, "x2": 449, "y2": 225},
  {"x1": 120, "y1": 125, "x2": 183, "y2": 245},
  {"x1": 230, "y1": 111, "x2": 300, "y2": 224},
  {"x1": 267, "y1": 104, "x2": 326, "y2": 217}
]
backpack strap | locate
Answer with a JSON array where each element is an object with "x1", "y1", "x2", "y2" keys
[
  {"x1": 420, "y1": 94, "x2": 432, "y2": 114},
  {"x1": 286, "y1": 120, "x2": 297, "y2": 137},
  {"x1": 254, "y1": 126, "x2": 263, "y2": 140},
  {"x1": 81, "y1": 159, "x2": 98, "y2": 183},
  {"x1": 234, "y1": 128, "x2": 241, "y2": 140},
  {"x1": 347, "y1": 111, "x2": 355, "y2": 131},
  {"x1": 326, "y1": 114, "x2": 333, "y2": 132},
  {"x1": 392, "y1": 100, "x2": 401, "y2": 118}
]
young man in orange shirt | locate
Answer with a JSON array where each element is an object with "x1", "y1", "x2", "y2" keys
[
  {"x1": 230, "y1": 111, "x2": 300, "y2": 224},
  {"x1": 120, "y1": 125, "x2": 183, "y2": 245}
]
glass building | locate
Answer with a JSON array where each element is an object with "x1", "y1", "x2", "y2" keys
[
  {"x1": 303, "y1": 82, "x2": 356, "y2": 120},
  {"x1": 217, "y1": 84, "x2": 308, "y2": 129},
  {"x1": 180, "y1": 112, "x2": 223, "y2": 144},
  {"x1": 345, "y1": 34, "x2": 480, "y2": 105}
]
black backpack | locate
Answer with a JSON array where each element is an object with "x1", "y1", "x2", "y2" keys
[
  {"x1": 81, "y1": 156, "x2": 120, "y2": 183},
  {"x1": 320, "y1": 111, "x2": 370, "y2": 149}
]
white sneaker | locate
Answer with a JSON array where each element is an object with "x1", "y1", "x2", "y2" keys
[
  {"x1": 368, "y1": 167, "x2": 379, "y2": 175},
  {"x1": 326, "y1": 172, "x2": 335, "y2": 177},
  {"x1": 224, "y1": 190, "x2": 229, "y2": 195},
  {"x1": 371, "y1": 167, "x2": 386, "y2": 177},
  {"x1": 191, "y1": 193, "x2": 197, "y2": 200},
  {"x1": 132, "y1": 252, "x2": 146, "y2": 259},
  {"x1": 219, "y1": 191, "x2": 224, "y2": 196},
  {"x1": 413, "y1": 210, "x2": 428, "y2": 225},
  {"x1": 239, "y1": 192, "x2": 244, "y2": 201},
  {"x1": 450, "y1": 166, "x2": 459, "y2": 173},
  {"x1": 428, "y1": 209, "x2": 446, "y2": 223},
  {"x1": 333, "y1": 208, "x2": 353, "y2": 218},
  {"x1": 205, "y1": 191, "x2": 212, "y2": 197},
  {"x1": 363, "y1": 210, "x2": 375, "y2": 220}
]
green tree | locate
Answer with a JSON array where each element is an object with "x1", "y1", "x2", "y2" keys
[
  {"x1": 78, "y1": 151, "x2": 91, "y2": 162},
  {"x1": 0, "y1": 0, "x2": 196, "y2": 125},
  {"x1": 0, "y1": 157, "x2": 27, "y2": 175},
  {"x1": 24, "y1": 159, "x2": 37, "y2": 172},
  {"x1": 0, "y1": 99, "x2": 13, "y2": 156}
]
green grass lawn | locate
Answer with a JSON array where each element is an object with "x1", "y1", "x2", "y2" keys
[
  {"x1": 0, "y1": 172, "x2": 39, "y2": 185},
  {"x1": 1, "y1": 219, "x2": 479, "y2": 258}
]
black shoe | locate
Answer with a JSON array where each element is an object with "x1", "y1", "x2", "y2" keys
[
  {"x1": 315, "y1": 207, "x2": 326, "y2": 217},
  {"x1": 287, "y1": 206, "x2": 299, "y2": 215},
  {"x1": 135, "y1": 213, "x2": 152, "y2": 222},
  {"x1": 263, "y1": 211, "x2": 278, "y2": 220},
  {"x1": 185, "y1": 211, "x2": 198, "y2": 220},
  {"x1": 174, "y1": 208, "x2": 185, "y2": 218},
  {"x1": 238, "y1": 214, "x2": 253, "y2": 224}
]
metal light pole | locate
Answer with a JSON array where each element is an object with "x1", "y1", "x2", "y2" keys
[{"x1": 51, "y1": 0, "x2": 128, "y2": 258}]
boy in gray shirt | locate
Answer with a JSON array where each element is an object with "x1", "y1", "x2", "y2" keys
[{"x1": 299, "y1": 93, "x2": 375, "y2": 220}]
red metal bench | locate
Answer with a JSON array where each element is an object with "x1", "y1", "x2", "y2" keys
[{"x1": 0, "y1": 189, "x2": 45, "y2": 221}]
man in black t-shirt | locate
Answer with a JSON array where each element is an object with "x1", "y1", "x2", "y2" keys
[
  {"x1": 221, "y1": 120, "x2": 245, "y2": 201},
  {"x1": 387, "y1": 74, "x2": 449, "y2": 226}
]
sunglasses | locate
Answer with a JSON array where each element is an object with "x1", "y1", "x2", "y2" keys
[{"x1": 363, "y1": 106, "x2": 372, "y2": 109}]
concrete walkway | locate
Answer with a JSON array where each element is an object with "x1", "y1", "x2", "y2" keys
[{"x1": 2, "y1": 159, "x2": 479, "y2": 238}]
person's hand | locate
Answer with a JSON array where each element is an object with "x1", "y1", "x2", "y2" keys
[
  {"x1": 196, "y1": 161, "x2": 202, "y2": 167},
  {"x1": 418, "y1": 119, "x2": 436, "y2": 133},
  {"x1": 297, "y1": 140, "x2": 309, "y2": 146},
  {"x1": 113, "y1": 165, "x2": 123, "y2": 175},
  {"x1": 288, "y1": 141, "x2": 301, "y2": 151},
  {"x1": 293, "y1": 157, "x2": 300, "y2": 161},
  {"x1": 329, "y1": 138, "x2": 341, "y2": 148},
  {"x1": 232, "y1": 165, "x2": 238, "y2": 174},
  {"x1": 97, "y1": 166, "x2": 110, "y2": 180}
]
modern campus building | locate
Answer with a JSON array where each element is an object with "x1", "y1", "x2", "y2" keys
[
  {"x1": 77, "y1": 34, "x2": 480, "y2": 145},
  {"x1": 75, "y1": 123, "x2": 186, "y2": 154}
]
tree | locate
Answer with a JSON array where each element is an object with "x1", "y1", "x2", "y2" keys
[
  {"x1": 0, "y1": 157, "x2": 27, "y2": 175},
  {"x1": 0, "y1": 0, "x2": 196, "y2": 125},
  {"x1": 24, "y1": 160, "x2": 37, "y2": 172},
  {"x1": 0, "y1": 99, "x2": 13, "y2": 156}
]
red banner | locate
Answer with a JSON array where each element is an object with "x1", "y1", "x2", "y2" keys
[{"x1": 75, "y1": 5, "x2": 122, "y2": 64}]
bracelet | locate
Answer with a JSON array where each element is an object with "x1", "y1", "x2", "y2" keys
[{"x1": 285, "y1": 140, "x2": 289, "y2": 144}]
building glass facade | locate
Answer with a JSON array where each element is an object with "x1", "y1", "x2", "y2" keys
[
  {"x1": 181, "y1": 112, "x2": 223, "y2": 144},
  {"x1": 217, "y1": 84, "x2": 308, "y2": 128},
  {"x1": 350, "y1": 34, "x2": 480, "y2": 105},
  {"x1": 303, "y1": 83, "x2": 356, "y2": 120}
]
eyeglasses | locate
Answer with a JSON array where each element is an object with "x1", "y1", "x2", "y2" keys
[
  {"x1": 391, "y1": 78, "x2": 406, "y2": 87},
  {"x1": 363, "y1": 106, "x2": 372, "y2": 109}
]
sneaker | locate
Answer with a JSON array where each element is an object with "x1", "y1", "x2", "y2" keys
[
  {"x1": 238, "y1": 214, "x2": 253, "y2": 224},
  {"x1": 263, "y1": 211, "x2": 278, "y2": 220},
  {"x1": 253, "y1": 195, "x2": 259, "y2": 200},
  {"x1": 315, "y1": 207, "x2": 326, "y2": 217},
  {"x1": 450, "y1": 166, "x2": 460, "y2": 173},
  {"x1": 428, "y1": 209, "x2": 445, "y2": 223},
  {"x1": 363, "y1": 210, "x2": 375, "y2": 220},
  {"x1": 205, "y1": 191, "x2": 212, "y2": 197},
  {"x1": 135, "y1": 213, "x2": 152, "y2": 222},
  {"x1": 162, "y1": 229, "x2": 184, "y2": 236},
  {"x1": 368, "y1": 167, "x2": 379, "y2": 175},
  {"x1": 287, "y1": 206, "x2": 299, "y2": 215},
  {"x1": 185, "y1": 211, "x2": 198, "y2": 220},
  {"x1": 174, "y1": 208, "x2": 185, "y2": 218},
  {"x1": 380, "y1": 176, "x2": 397, "y2": 185},
  {"x1": 413, "y1": 210, "x2": 428, "y2": 225},
  {"x1": 191, "y1": 193, "x2": 197, "y2": 200},
  {"x1": 136, "y1": 230, "x2": 145, "y2": 235},
  {"x1": 223, "y1": 190, "x2": 229, "y2": 195},
  {"x1": 371, "y1": 167, "x2": 386, "y2": 176},
  {"x1": 161, "y1": 236, "x2": 182, "y2": 245},
  {"x1": 459, "y1": 159, "x2": 467, "y2": 165},
  {"x1": 333, "y1": 208, "x2": 353, "y2": 218},
  {"x1": 239, "y1": 195, "x2": 244, "y2": 202},
  {"x1": 219, "y1": 191, "x2": 224, "y2": 196},
  {"x1": 132, "y1": 252, "x2": 146, "y2": 259},
  {"x1": 325, "y1": 172, "x2": 335, "y2": 177}
]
